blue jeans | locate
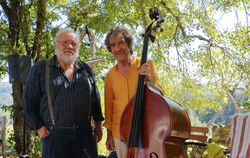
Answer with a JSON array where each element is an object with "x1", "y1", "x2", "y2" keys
[{"x1": 42, "y1": 123, "x2": 97, "y2": 158}]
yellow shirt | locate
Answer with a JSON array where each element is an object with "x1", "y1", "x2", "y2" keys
[{"x1": 103, "y1": 57, "x2": 163, "y2": 139}]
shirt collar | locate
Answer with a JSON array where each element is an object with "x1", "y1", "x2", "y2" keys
[
  {"x1": 114, "y1": 56, "x2": 136, "y2": 70},
  {"x1": 74, "y1": 59, "x2": 83, "y2": 70},
  {"x1": 50, "y1": 55, "x2": 59, "y2": 67},
  {"x1": 50, "y1": 55, "x2": 83, "y2": 70}
]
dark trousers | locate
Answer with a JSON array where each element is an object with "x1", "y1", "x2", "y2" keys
[{"x1": 42, "y1": 123, "x2": 97, "y2": 158}]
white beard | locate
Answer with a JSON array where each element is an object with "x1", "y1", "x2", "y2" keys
[{"x1": 56, "y1": 49, "x2": 79, "y2": 64}]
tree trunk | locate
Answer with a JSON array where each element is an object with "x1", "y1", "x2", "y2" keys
[
  {"x1": 32, "y1": 0, "x2": 47, "y2": 62},
  {"x1": 1, "y1": 0, "x2": 47, "y2": 155},
  {"x1": 228, "y1": 90, "x2": 241, "y2": 114},
  {"x1": 207, "y1": 89, "x2": 238, "y2": 128},
  {"x1": 207, "y1": 102, "x2": 228, "y2": 128},
  {"x1": 12, "y1": 83, "x2": 24, "y2": 154},
  {"x1": 0, "y1": 0, "x2": 25, "y2": 155}
]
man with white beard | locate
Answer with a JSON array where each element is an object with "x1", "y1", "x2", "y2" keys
[{"x1": 22, "y1": 29, "x2": 104, "y2": 158}]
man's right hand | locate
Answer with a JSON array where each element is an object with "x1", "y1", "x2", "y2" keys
[
  {"x1": 106, "y1": 129, "x2": 115, "y2": 151},
  {"x1": 37, "y1": 125, "x2": 50, "y2": 138}
]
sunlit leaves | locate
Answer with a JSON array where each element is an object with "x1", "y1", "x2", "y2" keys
[{"x1": 0, "y1": 0, "x2": 248, "y2": 112}]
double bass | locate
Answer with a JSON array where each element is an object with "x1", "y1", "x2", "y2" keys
[{"x1": 120, "y1": 8, "x2": 191, "y2": 158}]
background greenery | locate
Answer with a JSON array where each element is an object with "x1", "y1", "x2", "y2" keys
[{"x1": 0, "y1": 0, "x2": 249, "y2": 157}]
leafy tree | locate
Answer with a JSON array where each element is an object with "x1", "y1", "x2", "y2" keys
[
  {"x1": 0, "y1": 0, "x2": 249, "y2": 156},
  {"x1": 1, "y1": 0, "x2": 48, "y2": 155}
]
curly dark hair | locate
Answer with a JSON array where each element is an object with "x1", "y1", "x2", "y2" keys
[{"x1": 105, "y1": 26, "x2": 133, "y2": 55}]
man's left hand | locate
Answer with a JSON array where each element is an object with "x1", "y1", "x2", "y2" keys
[
  {"x1": 138, "y1": 63, "x2": 152, "y2": 81},
  {"x1": 94, "y1": 121, "x2": 103, "y2": 143}
]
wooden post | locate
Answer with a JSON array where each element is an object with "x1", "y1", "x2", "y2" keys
[
  {"x1": 80, "y1": 27, "x2": 106, "y2": 73},
  {"x1": 79, "y1": 27, "x2": 105, "y2": 136},
  {"x1": 1, "y1": 116, "x2": 7, "y2": 158}
]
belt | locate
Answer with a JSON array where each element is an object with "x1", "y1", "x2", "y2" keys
[{"x1": 51, "y1": 121, "x2": 90, "y2": 129}]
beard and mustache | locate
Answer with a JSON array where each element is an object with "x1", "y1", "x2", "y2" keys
[{"x1": 56, "y1": 48, "x2": 79, "y2": 64}]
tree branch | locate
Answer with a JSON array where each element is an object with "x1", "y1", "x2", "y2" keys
[
  {"x1": 208, "y1": 47, "x2": 216, "y2": 74},
  {"x1": 32, "y1": 0, "x2": 47, "y2": 62},
  {"x1": 160, "y1": 1, "x2": 186, "y2": 38},
  {"x1": 228, "y1": 89, "x2": 241, "y2": 114},
  {"x1": 20, "y1": 2, "x2": 32, "y2": 56},
  {"x1": 1, "y1": 0, "x2": 21, "y2": 53},
  {"x1": 173, "y1": 27, "x2": 187, "y2": 74},
  {"x1": 139, "y1": 0, "x2": 147, "y2": 29},
  {"x1": 188, "y1": 35, "x2": 210, "y2": 42},
  {"x1": 241, "y1": 0, "x2": 249, "y2": 28},
  {"x1": 0, "y1": 0, "x2": 11, "y2": 19}
]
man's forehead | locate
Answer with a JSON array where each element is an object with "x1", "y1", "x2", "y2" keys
[
  {"x1": 110, "y1": 34, "x2": 125, "y2": 41},
  {"x1": 112, "y1": 32, "x2": 124, "y2": 38},
  {"x1": 59, "y1": 32, "x2": 78, "y2": 40}
]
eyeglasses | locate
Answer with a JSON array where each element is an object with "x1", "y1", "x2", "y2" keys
[{"x1": 56, "y1": 40, "x2": 79, "y2": 48}]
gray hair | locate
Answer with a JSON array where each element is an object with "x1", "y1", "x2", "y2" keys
[
  {"x1": 54, "y1": 28, "x2": 80, "y2": 46},
  {"x1": 105, "y1": 26, "x2": 133, "y2": 55}
]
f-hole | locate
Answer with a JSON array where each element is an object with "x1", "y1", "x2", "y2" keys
[{"x1": 149, "y1": 152, "x2": 159, "y2": 158}]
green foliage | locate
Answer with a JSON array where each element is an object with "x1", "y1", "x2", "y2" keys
[
  {"x1": 1, "y1": 0, "x2": 249, "y2": 155},
  {"x1": 5, "y1": 128, "x2": 17, "y2": 156},
  {"x1": 238, "y1": 100, "x2": 250, "y2": 111},
  {"x1": 188, "y1": 110, "x2": 207, "y2": 127},
  {"x1": 28, "y1": 132, "x2": 42, "y2": 158},
  {"x1": 97, "y1": 128, "x2": 111, "y2": 157},
  {"x1": 1, "y1": 104, "x2": 13, "y2": 119},
  {"x1": 203, "y1": 142, "x2": 227, "y2": 158}
]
